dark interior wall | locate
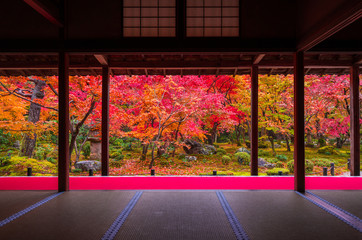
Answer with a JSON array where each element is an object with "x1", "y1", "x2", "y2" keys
[
  {"x1": 67, "y1": 0, "x2": 123, "y2": 39},
  {"x1": 296, "y1": 0, "x2": 359, "y2": 39},
  {"x1": 241, "y1": 0, "x2": 296, "y2": 40},
  {"x1": 0, "y1": 0, "x2": 58, "y2": 39}
]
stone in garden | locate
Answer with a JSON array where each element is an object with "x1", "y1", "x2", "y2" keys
[
  {"x1": 257, "y1": 158, "x2": 275, "y2": 168},
  {"x1": 185, "y1": 156, "x2": 197, "y2": 161},
  {"x1": 13, "y1": 140, "x2": 20, "y2": 149},
  {"x1": 88, "y1": 130, "x2": 101, "y2": 160},
  {"x1": 74, "y1": 160, "x2": 101, "y2": 172},
  {"x1": 235, "y1": 147, "x2": 250, "y2": 154},
  {"x1": 183, "y1": 139, "x2": 216, "y2": 155},
  {"x1": 274, "y1": 144, "x2": 281, "y2": 148}
]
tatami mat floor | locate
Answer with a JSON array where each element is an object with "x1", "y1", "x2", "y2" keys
[{"x1": 0, "y1": 190, "x2": 361, "y2": 240}]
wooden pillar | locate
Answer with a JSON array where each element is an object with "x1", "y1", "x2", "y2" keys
[
  {"x1": 350, "y1": 64, "x2": 360, "y2": 176},
  {"x1": 294, "y1": 51, "x2": 305, "y2": 192},
  {"x1": 58, "y1": 52, "x2": 69, "y2": 192},
  {"x1": 101, "y1": 66, "x2": 110, "y2": 176},
  {"x1": 251, "y1": 65, "x2": 259, "y2": 175}
]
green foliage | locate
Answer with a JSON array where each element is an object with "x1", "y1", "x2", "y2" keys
[
  {"x1": 312, "y1": 158, "x2": 332, "y2": 167},
  {"x1": 275, "y1": 161, "x2": 284, "y2": 168},
  {"x1": 34, "y1": 144, "x2": 54, "y2": 160},
  {"x1": 266, "y1": 168, "x2": 290, "y2": 176},
  {"x1": 110, "y1": 148, "x2": 124, "y2": 161},
  {"x1": 0, "y1": 156, "x2": 56, "y2": 176},
  {"x1": 258, "y1": 149, "x2": 272, "y2": 157},
  {"x1": 317, "y1": 146, "x2": 339, "y2": 155},
  {"x1": 221, "y1": 155, "x2": 231, "y2": 165},
  {"x1": 276, "y1": 154, "x2": 288, "y2": 162},
  {"x1": 287, "y1": 160, "x2": 314, "y2": 173},
  {"x1": 234, "y1": 152, "x2": 250, "y2": 165},
  {"x1": 267, "y1": 158, "x2": 279, "y2": 163},
  {"x1": 82, "y1": 142, "x2": 91, "y2": 158},
  {"x1": 0, "y1": 129, "x2": 16, "y2": 149},
  {"x1": 72, "y1": 168, "x2": 82, "y2": 173},
  {"x1": 318, "y1": 138, "x2": 326, "y2": 147},
  {"x1": 258, "y1": 141, "x2": 268, "y2": 148},
  {"x1": 46, "y1": 157, "x2": 56, "y2": 164},
  {"x1": 216, "y1": 148, "x2": 227, "y2": 155}
]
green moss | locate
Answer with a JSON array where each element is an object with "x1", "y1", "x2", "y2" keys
[
  {"x1": 287, "y1": 160, "x2": 314, "y2": 173},
  {"x1": 266, "y1": 168, "x2": 290, "y2": 176},
  {"x1": 317, "y1": 146, "x2": 339, "y2": 155},
  {"x1": 276, "y1": 154, "x2": 288, "y2": 162},
  {"x1": 234, "y1": 152, "x2": 250, "y2": 165},
  {"x1": 221, "y1": 155, "x2": 231, "y2": 165}
]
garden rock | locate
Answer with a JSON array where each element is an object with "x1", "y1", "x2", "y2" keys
[
  {"x1": 74, "y1": 160, "x2": 101, "y2": 172},
  {"x1": 274, "y1": 144, "x2": 281, "y2": 148},
  {"x1": 235, "y1": 147, "x2": 250, "y2": 154},
  {"x1": 183, "y1": 139, "x2": 216, "y2": 155},
  {"x1": 257, "y1": 158, "x2": 275, "y2": 169},
  {"x1": 185, "y1": 156, "x2": 197, "y2": 161},
  {"x1": 13, "y1": 141, "x2": 20, "y2": 149}
]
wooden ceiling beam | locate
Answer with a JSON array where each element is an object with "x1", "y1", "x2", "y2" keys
[
  {"x1": 297, "y1": 0, "x2": 362, "y2": 51},
  {"x1": 94, "y1": 54, "x2": 108, "y2": 65},
  {"x1": 23, "y1": 0, "x2": 63, "y2": 27},
  {"x1": 253, "y1": 54, "x2": 266, "y2": 65}
]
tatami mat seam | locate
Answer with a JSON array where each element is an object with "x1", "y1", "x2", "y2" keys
[
  {"x1": 101, "y1": 191, "x2": 143, "y2": 240},
  {"x1": 216, "y1": 191, "x2": 250, "y2": 240},
  {"x1": 296, "y1": 191, "x2": 362, "y2": 233},
  {"x1": 0, "y1": 192, "x2": 63, "y2": 227}
]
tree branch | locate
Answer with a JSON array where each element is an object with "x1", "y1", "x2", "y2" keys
[{"x1": 0, "y1": 81, "x2": 58, "y2": 111}]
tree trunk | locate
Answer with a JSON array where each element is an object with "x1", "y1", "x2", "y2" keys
[
  {"x1": 21, "y1": 79, "x2": 46, "y2": 158},
  {"x1": 285, "y1": 135, "x2": 291, "y2": 152},
  {"x1": 336, "y1": 137, "x2": 344, "y2": 148},
  {"x1": 149, "y1": 144, "x2": 156, "y2": 169},
  {"x1": 141, "y1": 144, "x2": 149, "y2": 161}
]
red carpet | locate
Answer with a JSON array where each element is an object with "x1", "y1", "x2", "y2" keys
[{"x1": 0, "y1": 176, "x2": 361, "y2": 190}]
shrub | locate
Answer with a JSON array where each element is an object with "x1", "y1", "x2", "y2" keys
[
  {"x1": 275, "y1": 161, "x2": 284, "y2": 168},
  {"x1": 287, "y1": 160, "x2": 314, "y2": 173},
  {"x1": 318, "y1": 138, "x2": 326, "y2": 147},
  {"x1": 245, "y1": 140, "x2": 250, "y2": 148},
  {"x1": 258, "y1": 141, "x2": 268, "y2": 148},
  {"x1": 267, "y1": 158, "x2": 279, "y2": 164},
  {"x1": 276, "y1": 154, "x2": 288, "y2": 162},
  {"x1": 317, "y1": 146, "x2": 339, "y2": 155},
  {"x1": 0, "y1": 156, "x2": 56, "y2": 176},
  {"x1": 258, "y1": 149, "x2": 271, "y2": 157},
  {"x1": 217, "y1": 148, "x2": 227, "y2": 155},
  {"x1": 34, "y1": 144, "x2": 54, "y2": 160},
  {"x1": 312, "y1": 158, "x2": 332, "y2": 167},
  {"x1": 221, "y1": 155, "x2": 231, "y2": 165},
  {"x1": 114, "y1": 154, "x2": 124, "y2": 161},
  {"x1": 82, "y1": 142, "x2": 91, "y2": 158},
  {"x1": 234, "y1": 152, "x2": 250, "y2": 165},
  {"x1": 46, "y1": 157, "x2": 56, "y2": 164},
  {"x1": 266, "y1": 168, "x2": 290, "y2": 176},
  {"x1": 72, "y1": 168, "x2": 82, "y2": 173}
]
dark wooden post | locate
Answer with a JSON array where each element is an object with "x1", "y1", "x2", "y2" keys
[
  {"x1": 294, "y1": 51, "x2": 305, "y2": 192},
  {"x1": 58, "y1": 51, "x2": 69, "y2": 192},
  {"x1": 350, "y1": 64, "x2": 360, "y2": 176},
  {"x1": 251, "y1": 65, "x2": 259, "y2": 175},
  {"x1": 102, "y1": 66, "x2": 110, "y2": 176}
]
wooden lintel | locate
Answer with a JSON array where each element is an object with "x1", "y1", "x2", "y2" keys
[{"x1": 24, "y1": 0, "x2": 63, "y2": 27}]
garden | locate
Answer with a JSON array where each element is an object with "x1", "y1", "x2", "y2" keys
[{"x1": 0, "y1": 74, "x2": 361, "y2": 176}]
